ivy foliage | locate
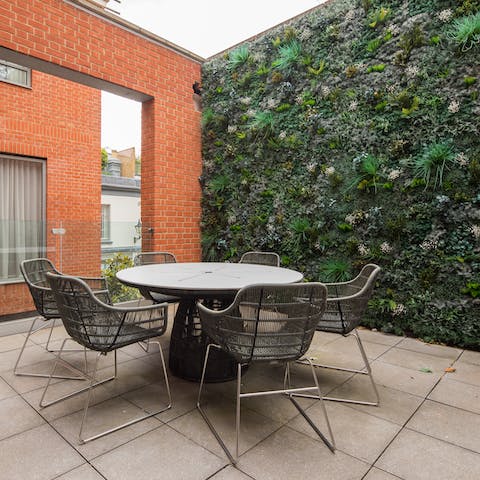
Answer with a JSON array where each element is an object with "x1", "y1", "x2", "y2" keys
[{"x1": 201, "y1": 0, "x2": 480, "y2": 349}]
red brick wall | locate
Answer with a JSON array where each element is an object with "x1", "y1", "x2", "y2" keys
[
  {"x1": 0, "y1": 71, "x2": 101, "y2": 315},
  {"x1": 0, "y1": 0, "x2": 202, "y2": 316}
]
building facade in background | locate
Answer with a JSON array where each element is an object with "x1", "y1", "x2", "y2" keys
[
  {"x1": 1, "y1": 0, "x2": 202, "y2": 319},
  {"x1": 0, "y1": 64, "x2": 102, "y2": 317},
  {"x1": 101, "y1": 148, "x2": 141, "y2": 264}
]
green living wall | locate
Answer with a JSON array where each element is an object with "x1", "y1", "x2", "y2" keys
[{"x1": 200, "y1": 0, "x2": 480, "y2": 349}]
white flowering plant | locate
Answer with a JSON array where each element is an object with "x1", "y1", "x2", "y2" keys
[{"x1": 201, "y1": 0, "x2": 480, "y2": 348}]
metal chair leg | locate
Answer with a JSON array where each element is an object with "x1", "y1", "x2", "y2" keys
[
  {"x1": 84, "y1": 344, "x2": 173, "y2": 444},
  {"x1": 138, "y1": 340, "x2": 151, "y2": 352},
  {"x1": 78, "y1": 351, "x2": 104, "y2": 443},
  {"x1": 79, "y1": 348, "x2": 174, "y2": 445},
  {"x1": 296, "y1": 330, "x2": 380, "y2": 406},
  {"x1": 14, "y1": 317, "x2": 85, "y2": 380},
  {"x1": 138, "y1": 302, "x2": 177, "y2": 352},
  {"x1": 41, "y1": 343, "x2": 172, "y2": 444},
  {"x1": 44, "y1": 319, "x2": 56, "y2": 352},
  {"x1": 197, "y1": 344, "x2": 237, "y2": 465},
  {"x1": 148, "y1": 340, "x2": 172, "y2": 409},
  {"x1": 288, "y1": 359, "x2": 335, "y2": 452},
  {"x1": 197, "y1": 345, "x2": 336, "y2": 465},
  {"x1": 235, "y1": 362, "x2": 242, "y2": 459},
  {"x1": 39, "y1": 340, "x2": 116, "y2": 408},
  {"x1": 44, "y1": 319, "x2": 87, "y2": 354}
]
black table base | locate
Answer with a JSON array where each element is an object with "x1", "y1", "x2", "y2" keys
[{"x1": 168, "y1": 297, "x2": 238, "y2": 382}]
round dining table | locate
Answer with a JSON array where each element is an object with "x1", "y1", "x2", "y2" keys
[{"x1": 117, "y1": 262, "x2": 303, "y2": 382}]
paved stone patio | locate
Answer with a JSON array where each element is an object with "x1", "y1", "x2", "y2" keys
[{"x1": 1, "y1": 311, "x2": 479, "y2": 480}]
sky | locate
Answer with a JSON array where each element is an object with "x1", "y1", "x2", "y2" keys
[{"x1": 101, "y1": 0, "x2": 326, "y2": 155}]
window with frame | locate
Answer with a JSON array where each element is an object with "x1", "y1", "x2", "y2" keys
[
  {"x1": 0, "y1": 60, "x2": 31, "y2": 88},
  {"x1": 101, "y1": 204, "x2": 111, "y2": 242},
  {"x1": 0, "y1": 155, "x2": 45, "y2": 282}
]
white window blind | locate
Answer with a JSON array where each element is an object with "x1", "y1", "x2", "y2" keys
[{"x1": 0, "y1": 155, "x2": 45, "y2": 281}]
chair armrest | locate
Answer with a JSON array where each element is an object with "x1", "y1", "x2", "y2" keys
[
  {"x1": 197, "y1": 301, "x2": 231, "y2": 316},
  {"x1": 79, "y1": 276, "x2": 108, "y2": 291},
  {"x1": 71, "y1": 276, "x2": 168, "y2": 315},
  {"x1": 197, "y1": 300, "x2": 237, "y2": 343},
  {"x1": 324, "y1": 283, "x2": 361, "y2": 299},
  {"x1": 30, "y1": 283, "x2": 50, "y2": 293},
  {"x1": 323, "y1": 264, "x2": 380, "y2": 298},
  {"x1": 78, "y1": 276, "x2": 111, "y2": 304},
  {"x1": 114, "y1": 302, "x2": 169, "y2": 338},
  {"x1": 98, "y1": 301, "x2": 169, "y2": 341},
  {"x1": 111, "y1": 302, "x2": 169, "y2": 313}
]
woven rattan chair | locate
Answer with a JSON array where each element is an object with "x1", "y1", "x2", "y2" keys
[
  {"x1": 298, "y1": 264, "x2": 381, "y2": 406},
  {"x1": 239, "y1": 251, "x2": 280, "y2": 267},
  {"x1": 40, "y1": 273, "x2": 171, "y2": 444},
  {"x1": 133, "y1": 252, "x2": 180, "y2": 304},
  {"x1": 196, "y1": 282, "x2": 335, "y2": 464},
  {"x1": 15, "y1": 258, "x2": 110, "y2": 379}
]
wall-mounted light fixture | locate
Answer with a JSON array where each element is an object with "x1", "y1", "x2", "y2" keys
[
  {"x1": 192, "y1": 80, "x2": 202, "y2": 112},
  {"x1": 134, "y1": 219, "x2": 142, "y2": 243}
]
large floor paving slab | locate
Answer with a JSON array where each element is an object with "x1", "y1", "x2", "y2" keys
[{"x1": 0, "y1": 326, "x2": 479, "y2": 479}]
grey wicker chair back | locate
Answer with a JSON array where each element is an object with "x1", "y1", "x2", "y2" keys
[
  {"x1": 16, "y1": 258, "x2": 111, "y2": 379},
  {"x1": 132, "y1": 251, "x2": 180, "y2": 311},
  {"x1": 20, "y1": 258, "x2": 61, "y2": 319},
  {"x1": 197, "y1": 282, "x2": 335, "y2": 463},
  {"x1": 297, "y1": 263, "x2": 382, "y2": 407},
  {"x1": 198, "y1": 282, "x2": 327, "y2": 364},
  {"x1": 46, "y1": 273, "x2": 167, "y2": 352},
  {"x1": 239, "y1": 251, "x2": 280, "y2": 267},
  {"x1": 134, "y1": 252, "x2": 177, "y2": 266},
  {"x1": 319, "y1": 263, "x2": 381, "y2": 334},
  {"x1": 42, "y1": 272, "x2": 171, "y2": 444}
]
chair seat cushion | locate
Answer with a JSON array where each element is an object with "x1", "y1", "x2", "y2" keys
[
  {"x1": 80, "y1": 323, "x2": 162, "y2": 352},
  {"x1": 150, "y1": 292, "x2": 180, "y2": 304}
]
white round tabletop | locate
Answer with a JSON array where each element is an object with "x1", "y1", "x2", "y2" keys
[{"x1": 117, "y1": 262, "x2": 303, "y2": 296}]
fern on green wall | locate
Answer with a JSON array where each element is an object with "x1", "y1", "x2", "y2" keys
[{"x1": 201, "y1": 0, "x2": 480, "y2": 349}]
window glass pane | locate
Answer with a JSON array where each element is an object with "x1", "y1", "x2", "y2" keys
[
  {"x1": 0, "y1": 155, "x2": 45, "y2": 281},
  {"x1": 101, "y1": 205, "x2": 111, "y2": 241},
  {"x1": 0, "y1": 60, "x2": 31, "y2": 87}
]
